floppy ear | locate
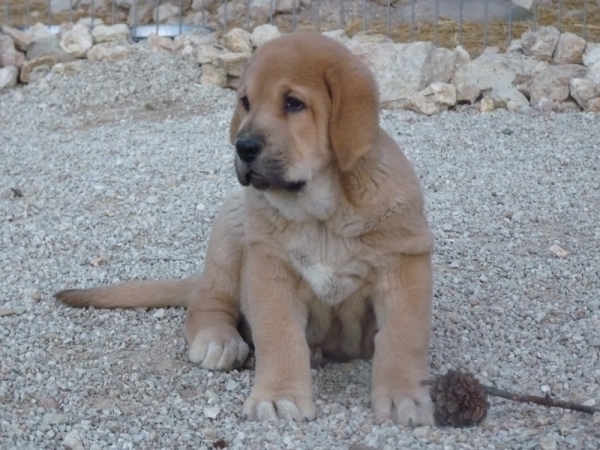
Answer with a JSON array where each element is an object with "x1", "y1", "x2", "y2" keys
[
  {"x1": 229, "y1": 104, "x2": 242, "y2": 146},
  {"x1": 325, "y1": 64, "x2": 380, "y2": 172}
]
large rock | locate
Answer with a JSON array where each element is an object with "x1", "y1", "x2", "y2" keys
[
  {"x1": 250, "y1": 24, "x2": 281, "y2": 48},
  {"x1": 552, "y1": 32, "x2": 586, "y2": 65},
  {"x1": 0, "y1": 65, "x2": 18, "y2": 89},
  {"x1": 28, "y1": 37, "x2": 73, "y2": 62},
  {"x1": 195, "y1": 44, "x2": 225, "y2": 64},
  {"x1": 586, "y1": 62, "x2": 600, "y2": 87},
  {"x1": 451, "y1": 52, "x2": 538, "y2": 95},
  {"x1": 489, "y1": 85, "x2": 529, "y2": 108},
  {"x1": 128, "y1": 2, "x2": 154, "y2": 26},
  {"x1": 247, "y1": 0, "x2": 272, "y2": 25},
  {"x1": 454, "y1": 45, "x2": 471, "y2": 66},
  {"x1": 29, "y1": 23, "x2": 56, "y2": 41},
  {"x1": 587, "y1": 98, "x2": 600, "y2": 113},
  {"x1": 222, "y1": 28, "x2": 253, "y2": 53},
  {"x1": 521, "y1": 26, "x2": 560, "y2": 61},
  {"x1": 200, "y1": 63, "x2": 227, "y2": 87},
  {"x1": 529, "y1": 64, "x2": 587, "y2": 105},
  {"x1": 569, "y1": 78, "x2": 597, "y2": 110},
  {"x1": 404, "y1": 82, "x2": 457, "y2": 115},
  {"x1": 0, "y1": 35, "x2": 24, "y2": 68},
  {"x1": 217, "y1": 52, "x2": 252, "y2": 78},
  {"x1": 455, "y1": 82, "x2": 481, "y2": 104},
  {"x1": 20, "y1": 56, "x2": 55, "y2": 83},
  {"x1": 174, "y1": 28, "x2": 217, "y2": 51},
  {"x1": 583, "y1": 43, "x2": 600, "y2": 67},
  {"x1": 1, "y1": 26, "x2": 34, "y2": 52},
  {"x1": 216, "y1": 1, "x2": 245, "y2": 27},
  {"x1": 147, "y1": 34, "x2": 176, "y2": 52},
  {"x1": 348, "y1": 41, "x2": 457, "y2": 103},
  {"x1": 87, "y1": 43, "x2": 134, "y2": 61},
  {"x1": 60, "y1": 24, "x2": 94, "y2": 58},
  {"x1": 154, "y1": 3, "x2": 182, "y2": 24},
  {"x1": 92, "y1": 24, "x2": 132, "y2": 44}
]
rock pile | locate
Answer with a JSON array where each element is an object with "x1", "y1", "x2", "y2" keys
[
  {"x1": 48, "y1": 0, "x2": 313, "y2": 29},
  {"x1": 1, "y1": 20, "x2": 600, "y2": 114}
]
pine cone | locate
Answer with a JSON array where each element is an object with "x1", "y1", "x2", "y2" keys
[{"x1": 430, "y1": 369, "x2": 490, "y2": 427}]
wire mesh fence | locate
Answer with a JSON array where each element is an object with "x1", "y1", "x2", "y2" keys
[{"x1": 1, "y1": 0, "x2": 599, "y2": 55}]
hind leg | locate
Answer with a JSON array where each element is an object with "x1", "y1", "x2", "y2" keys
[{"x1": 184, "y1": 192, "x2": 249, "y2": 371}]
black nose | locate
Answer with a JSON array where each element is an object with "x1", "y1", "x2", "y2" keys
[{"x1": 236, "y1": 138, "x2": 263, "y2": 163}]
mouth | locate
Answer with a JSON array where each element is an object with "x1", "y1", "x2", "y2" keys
[
  {"x1": 245, "y1": 171, "x2": 271, "y2": 191},
  {"x1": 238, "y1": 169, "x2": 306, "y2": 193}
]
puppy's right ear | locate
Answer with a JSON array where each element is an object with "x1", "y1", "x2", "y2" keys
[{"x1": 229, "y1": 99, "x2": 243, "y2": 146}]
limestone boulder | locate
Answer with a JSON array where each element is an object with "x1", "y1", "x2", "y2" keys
[
  {"x1": 349, "y1": 41, "x2": 457, "y2": 103},
  {"x1": 20, "y1": 56, "x2": 55, "y2": 83},
  {"x1": 521, "y1": 26, "x2": 560, "y2": 61},
  {"x1": 60, "y1": 24, "x2": 94, "y2": 58},
  {"x1": 0, "y1": 65, "x2": 18, "y2": 89},
  {"x1": 217, "y1": 52, "x2": 252, "y2": 78},
  {"x1": 569, "y1": 78, "x2": 597, "y2": 110},
  {"x1": 529, "y1": 64, "x2": 587, "y2": 105},
  {"x1": 201, "y1": 63, "x2": 227, "y2": 87},
  {"x1": 222, "y1": 28, "x2": 253, "y2": 53},
  {"x1": 195, "y1": 44, "x2": 225, "y2": 65},
  {"x1": 404, "y1": 82, "x2": 457, "y2": 115},
  {"x1": 585, "y1": 62, "x2": 600, "y2": 88},
  {"x1": 552, "y1": 32, "x2": 586, "y2": 65},
  {"x1": 451, "y1": 52, "x2": 538, "y2": 96},
  {"x1": 583, "y1": 43, "x2": 600, "y2": 67},
  {"x1": 250, "y1": 25, "x2": 281, "y2": 48},
  {"x1": 92, "y1": 24, "x2": 132, "y2": 44},
  {"x1": 1, "y1": 26, "x2": 34, "y2": 52},
  {"x1": 87, "y1": 43, "x2": 134, "y2": 61},
  {"x1": 0, "y1": 35, "x2": 25, "y2": 68},
  {"x1": 489, "y1": 85, "x2": 529, "y2": 108},
  {"x1": 28, "y1": 37, "x2": 73, "y2": 63}
]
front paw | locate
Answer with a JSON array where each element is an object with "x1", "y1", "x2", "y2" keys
[
  {"x1": 188, "y1": 326, "x2": 249, "y2": 371},
  {"x1": 372, "y1": 384, "x2": 434, "y2": 426},
  {"x1": 243, "y1": 387, "x2": 316, "y2": 421}
]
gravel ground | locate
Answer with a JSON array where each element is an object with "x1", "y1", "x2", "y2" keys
[{"x1": 1, "y1": 47, "x2": 600, "y2": 449}]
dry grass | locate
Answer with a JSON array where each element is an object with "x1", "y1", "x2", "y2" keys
[{"x1": 1, "y1": 0, "x2": 598, "y2": 56}]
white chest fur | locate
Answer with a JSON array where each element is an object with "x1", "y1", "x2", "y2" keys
[{"x1": 287, "y1": 225, "x2": 372, "y2": 305}]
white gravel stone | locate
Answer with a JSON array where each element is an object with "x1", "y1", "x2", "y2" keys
[
  {"x1": 153, "y1": 308, "x2": 166, "y2": 319},
  {"x1": 63, "y1": 429, "x2": 84, "y2": 450},
  {"x1": 204, "y1": 407, "x2": 221, "y2": 419}
]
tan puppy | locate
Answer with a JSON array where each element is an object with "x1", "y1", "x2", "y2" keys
[{"x1": 56, "y1": 31, "x2": 435, "y2": 426}]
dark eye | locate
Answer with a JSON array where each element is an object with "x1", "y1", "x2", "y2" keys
[
  {"x1": 240, "y1": 96, "x2": 250, "y2": 111},
  {"x1": 285, "y1": 96, "x2": 305, "y2": 113}
]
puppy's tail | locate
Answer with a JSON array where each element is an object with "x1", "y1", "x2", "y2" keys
[{"x1": 55, "y1": 279, "x2": 199, "y2": 309}]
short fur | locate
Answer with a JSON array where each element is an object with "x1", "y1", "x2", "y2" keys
[{"x1": 56, "y1": 31, "x2": 435, "y2": 425}]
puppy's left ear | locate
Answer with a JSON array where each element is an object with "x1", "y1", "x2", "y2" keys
[{"x1": 325, "y1": 63, "x2": 380, "y2": 172}]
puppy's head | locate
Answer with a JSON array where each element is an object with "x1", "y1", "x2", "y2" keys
[{"x1": 229, "y1": 32, "x2": 380, "y2": 193}]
